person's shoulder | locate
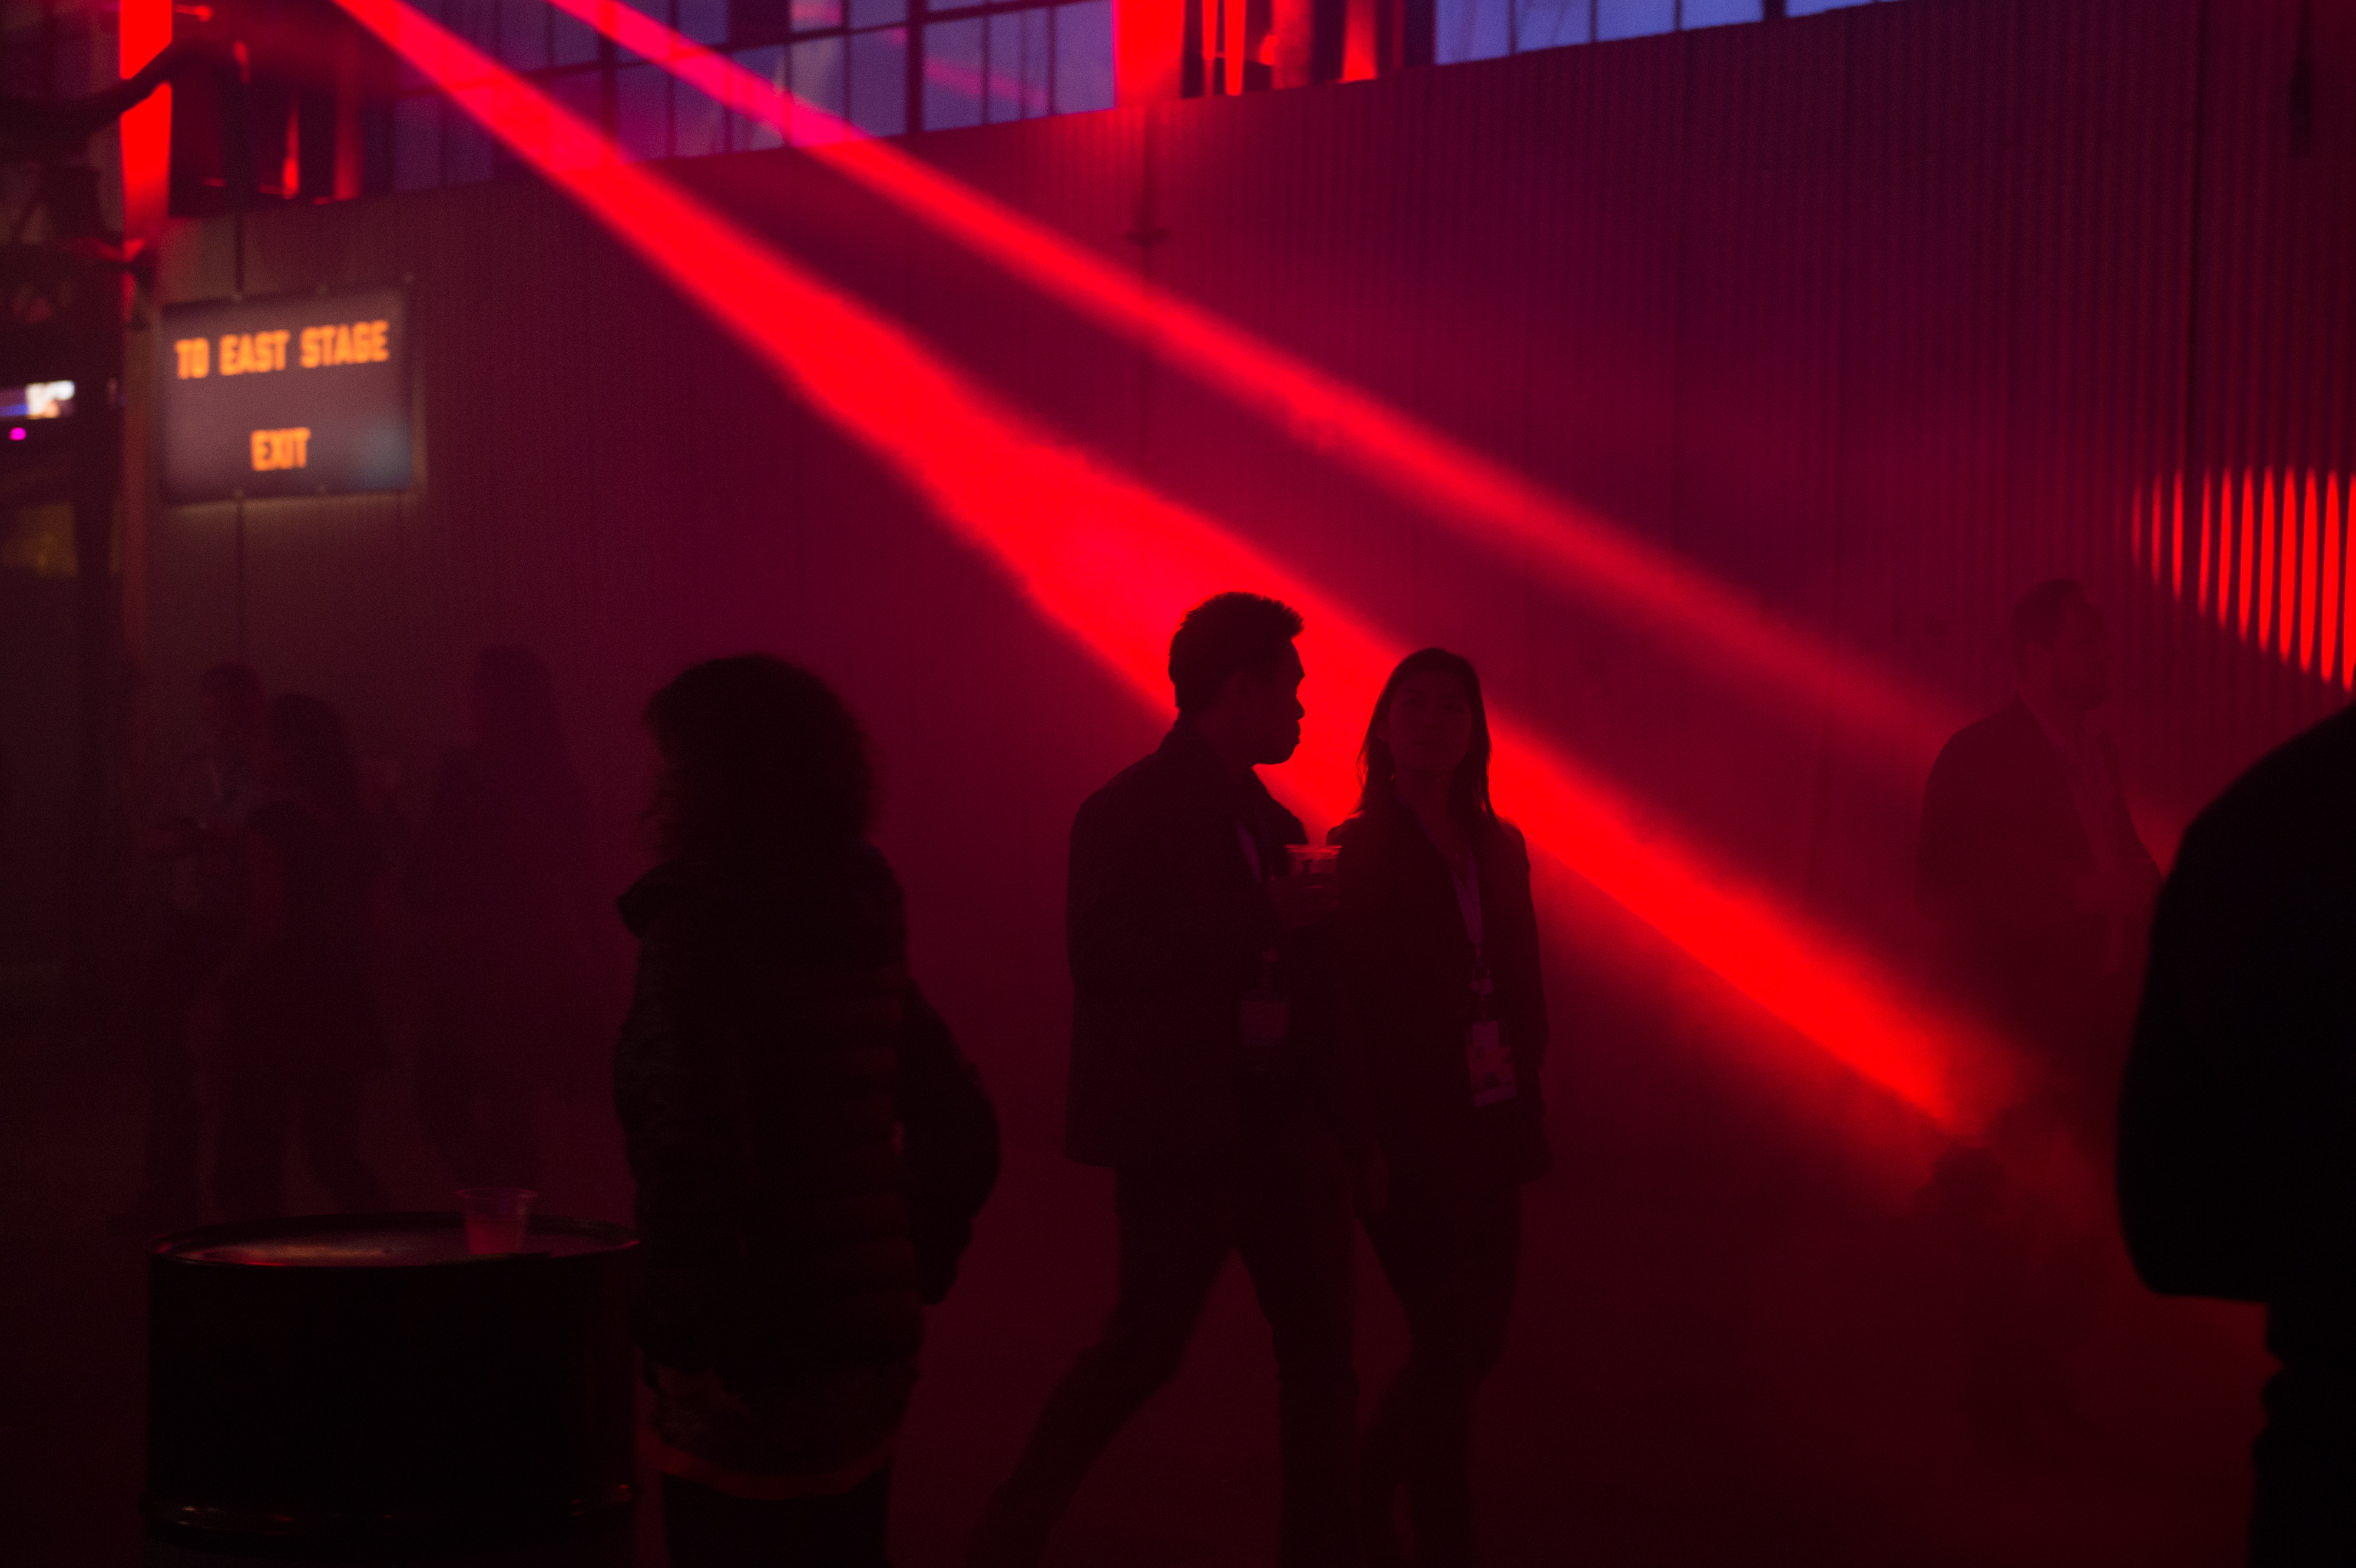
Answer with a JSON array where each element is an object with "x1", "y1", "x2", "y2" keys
[
  {"x1": 1331, "y1": 798, "x2": 1408, "y2": 845},
  {"x1": 2184, "y1": 705, "x2": 2356, "y2": 865},
  {"x1": 1922, "y1": 703, "x2": 2050, "y2": 815},
  {"x1": 1934, "y1": 700, "x2": 2039, "y2": 770},
  {"x1": 1487, "y1": 815, "x2": 1532, "y2": 866},
  {"x1": 1075, "y1": 742, "x2": 1185, "y2": 831}
]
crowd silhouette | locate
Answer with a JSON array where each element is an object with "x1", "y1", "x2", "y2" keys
[{"x1": 117, "y1": 582, "x2": 2352, "y2": 1565}]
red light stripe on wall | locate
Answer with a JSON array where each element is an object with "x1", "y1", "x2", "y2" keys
[
  {"x1": 343, "y1": 0, "x2": 2017, "y2": 1136},
  {"x1": 535, "y1": 0, "x2": 1974, "y2": 786}
]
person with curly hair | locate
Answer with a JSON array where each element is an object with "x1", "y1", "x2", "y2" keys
[{"x1": 614, "y1": 654, "x2": 1000, "y2": 1566}]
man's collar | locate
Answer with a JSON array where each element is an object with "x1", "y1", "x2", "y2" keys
[{"x1": 1160, "y1": 717, "x2": 1268, "y2": 805}]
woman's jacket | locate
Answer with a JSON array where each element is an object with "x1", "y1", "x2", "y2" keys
[
  {"x1": 1332, "y1": 795, "x2": 1551, "y2": 1182},
  {"x1": 613, "y1": 842, "x2": 1000, "y2": 1388}
]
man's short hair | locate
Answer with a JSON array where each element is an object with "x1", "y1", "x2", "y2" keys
[
  {"x1": 1169, "y1": 593, "x2": 1305, "y2": 714},
  {"x1": 198, "y1": 661, "x2": 263, "y2": 703},
  {"x1": 2009, "y1": 579, "x2": 2090, "y2": 665}
]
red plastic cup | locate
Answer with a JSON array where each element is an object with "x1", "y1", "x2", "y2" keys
[
  {"x1": 456, "y1": 1187, "x2": 538, "y2": 1255},
  {"x1": 1286, "y1": 845, "x2": 1339, "y2": 879}
]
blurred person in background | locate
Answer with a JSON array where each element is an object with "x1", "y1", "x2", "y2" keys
[
  {"x1": 614, "y1": 654, "x2": 1000, "y2": 1567},
  {"x1": 1914, "y1": 578, "x2": 2160, "y2": 1454},
  {"x1": 412, "y1": 646, "x2": 604, "y2": 1191},
  {"x1": 210, "y1": 693, "x2": 392, "y2": 1220},
  {"x1": 115, "y1": 662, "x2": 267, "y2": 1236},
  {"x1": 1332, "y1": 648, "x2": 1550, "y2": 1568}
]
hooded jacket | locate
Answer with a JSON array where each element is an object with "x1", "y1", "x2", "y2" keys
[{"x1": 614, "y1": 843, "x2": 998, "y2": 1385}]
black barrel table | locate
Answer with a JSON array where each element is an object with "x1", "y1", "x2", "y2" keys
[{"x1": 143, "y1": 1212, "x2": 638, "y2": 1553}]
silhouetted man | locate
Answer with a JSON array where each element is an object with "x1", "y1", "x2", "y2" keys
[
  {"x1": 1914, "y1": 580, "x2": 2158, "y2": 1451},
  {"x1": 116, "y1": 662, "x2": 267, "y2": 1234},
  {"x1": 2120, "y1": 702, "x2": 2356, "y2": 1565},
  {"x1": 968, "y1": 593, "x2": 1368, "y2": 1568}
]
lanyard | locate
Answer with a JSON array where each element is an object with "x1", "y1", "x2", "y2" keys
[
  {"x1": 1449, "y1": 852, "x2": 1484, "y2": 961},
  {"x1": 1454, "y1": 855, "x2": 1495, "y2": 1007}
]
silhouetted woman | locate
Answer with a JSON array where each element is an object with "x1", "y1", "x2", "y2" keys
[
  {"x1": 211, "y1": 694, "x2": 392, "y2": 1219},
  {"x1": 412, "y1": 646, "x2": 603, "y2": 1189},
  {"x1": 614, "y1": 655, "x2": 1000, "y2": 1567},
  {"x1": 1331, "y1": 648, "x2": 1550, "y2": 1568}
]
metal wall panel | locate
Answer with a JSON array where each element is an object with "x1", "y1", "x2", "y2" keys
[{"x1": 135, "y1": 0, "x2": 2355, "y2": 1032}]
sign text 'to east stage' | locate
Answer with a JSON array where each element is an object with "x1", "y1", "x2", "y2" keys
[{"x1": 160, "y1": 286, "x2": 411, "y2": 503}]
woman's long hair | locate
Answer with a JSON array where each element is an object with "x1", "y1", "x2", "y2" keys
[
  {"x1": 269, "y1": 693, "x2": 364, "y2": 819},
  {"x1": 1355, "y1": 647, "x2": 1496, "y2": 828},
  {"x1": 643, "y1": 654, "x2": 876, "y2": 863}
]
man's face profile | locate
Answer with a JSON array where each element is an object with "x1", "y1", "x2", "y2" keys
[{"x1": 1229, "y1": 646, "x2": 1308, "y2": 767}]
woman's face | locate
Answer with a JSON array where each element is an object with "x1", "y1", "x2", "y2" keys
[{"x1": 1379, "y1": 669, "x2": 1475, "y2": 782}]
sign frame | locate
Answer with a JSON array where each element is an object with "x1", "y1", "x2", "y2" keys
[{"x1": 158, "y1": 285, "x2": 416, "y2": 505}]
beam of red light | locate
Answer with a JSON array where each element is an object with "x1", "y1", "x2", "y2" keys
[
  {"x1": 120, "y1": 0, "x2": 173, "y2": 255},
  {"x1": 538, "y1": 0, "x2": 1969, "y2": 778},
  {"x1": 336, "y1": 0, "x2": 2019, "y2": 1137}
]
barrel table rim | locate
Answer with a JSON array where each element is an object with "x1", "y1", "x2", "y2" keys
[{"x1": 143, "y1": 1211, "x2": 640, "y2": 1553}]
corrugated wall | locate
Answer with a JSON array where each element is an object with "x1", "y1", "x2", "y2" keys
[
  {"x1": 124, "y1": 11, "x2": 2351, "y2": 1553},
  {"x1": 135, "y1": 0, "x2": 2354, "y2": 1061}
]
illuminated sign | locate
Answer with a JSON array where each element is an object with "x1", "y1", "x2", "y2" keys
[{"x1": 160, "y1": 286, "x2": 411, "y2": 502}]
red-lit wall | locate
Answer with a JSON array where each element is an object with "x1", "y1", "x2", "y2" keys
[
  {"x1": 140, "y1": 0, "x2": 2352, "y2": 1080},
  {"x1": 127, "y1": 4, "x2": 2351, "y2": 1554}
]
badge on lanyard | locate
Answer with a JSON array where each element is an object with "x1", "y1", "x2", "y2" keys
[
  {"x1": 1466, "y1": 1018, "x2": 1517, "y2": 1106},
  {"x1": 1240, "y1": 948, "x2": 1288, "y2": 1073},
  {"x1": 1450, "y1": 852, "x2": 1517, "y2": 1107}
]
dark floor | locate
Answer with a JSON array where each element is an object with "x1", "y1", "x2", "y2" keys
[{"x1": 0, "y1": 948, "x2": 2269, "y2": 1567}]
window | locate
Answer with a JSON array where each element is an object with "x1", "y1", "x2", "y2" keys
[
  {"x1": 382, "y1": 0, "x2": 1116, "y2": 191},
  {"x1": 1440, "y1": 0, "x2": 1889, "y2": 67},
  {"x1": 141, "y1": 0, "x2": 1904, "y2": 200}
]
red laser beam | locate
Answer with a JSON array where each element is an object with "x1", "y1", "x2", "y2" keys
[
  {"x1": 120, "y1": 0, "x2": 173, "y2": 256},
  {"x1": 535, "y1": 0, "x2": 1971, "y2": 782},
  {"x1": 337, "y1": 0, "x2": 2019, "y2": 1136}
]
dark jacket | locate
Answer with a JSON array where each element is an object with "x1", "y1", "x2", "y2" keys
[
  {"x1": 1918, "y1": 699, "x2": 2121, "y2": 1001},
  {"x1": 614, "y1": 844, "x2": 1000, "y2": 1385},
  {"x1": 2117, "y1": 706, "x2": 2356, "y2": 1304},
  {"x1": 1331, "y1": 795, "x2": 1550, "y2": 1183},
  {"x1": 1064, "y1": 720, "x2": 1355, "y2": 1170}
]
